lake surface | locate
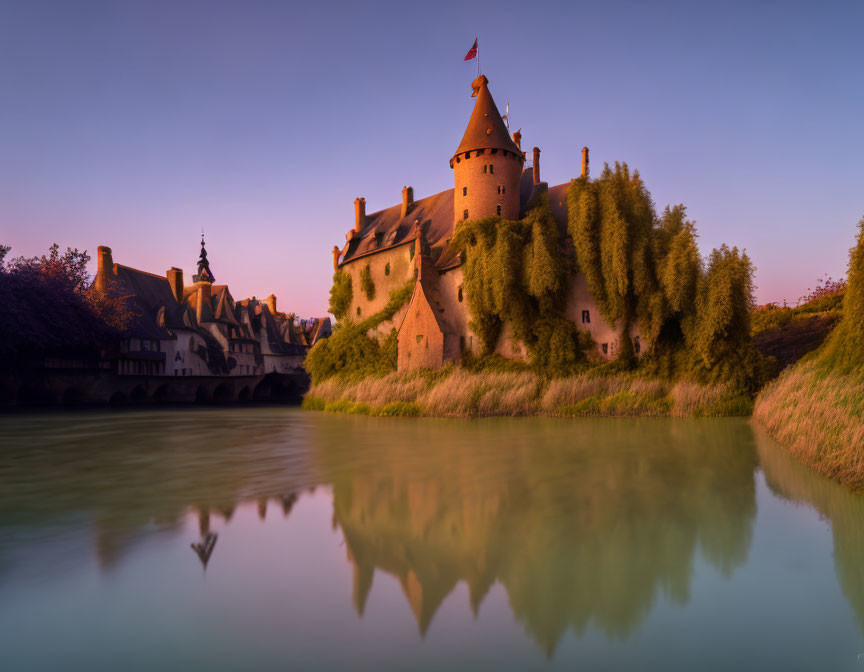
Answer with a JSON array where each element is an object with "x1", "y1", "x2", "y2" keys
[{"x1": 1, "y1": 410, "x2": 864, "y2": 671}]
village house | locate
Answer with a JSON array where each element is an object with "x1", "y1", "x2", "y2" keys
[{"x1": 332, "y1": 75, "x2": 642, "y2": 371}]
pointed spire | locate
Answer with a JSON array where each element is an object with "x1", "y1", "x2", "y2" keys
[
  {"x1": 193, "y1": 232, "x2": 215, "y2": 283},
  {"x1": 454, "y1": 75, "x2": 521, "y2": 158}
]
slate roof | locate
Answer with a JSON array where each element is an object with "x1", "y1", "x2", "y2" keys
[{"x1": 454, "y1": 76, "x2": 521, "y2": 157}]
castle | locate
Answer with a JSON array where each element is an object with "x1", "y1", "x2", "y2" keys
[{"x1": 332, "y1": 75, "x2": 642, "y2": 370}]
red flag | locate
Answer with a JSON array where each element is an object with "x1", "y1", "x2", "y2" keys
[{"x1": 464, "y1": 38, "x2": 478, "y2": 61}]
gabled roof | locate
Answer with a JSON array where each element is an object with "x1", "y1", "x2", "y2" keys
[{"x1": 454, "y1": 75, "x2": 521, "y2": 157}]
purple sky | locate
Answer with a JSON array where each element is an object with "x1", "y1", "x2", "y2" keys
[{"x1": 2, "y1": 0, "x2": 862, "y2": 316}]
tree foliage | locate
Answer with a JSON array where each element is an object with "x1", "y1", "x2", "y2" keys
[
  {"x1": 0, "y1": 244, "x2": 133, "y2": 358},
  {"x1": 328, "y1": 269, "x2": 353, "y2": 321}
]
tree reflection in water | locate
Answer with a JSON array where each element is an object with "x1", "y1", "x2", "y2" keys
[{"x1": 312, "y1": 416, "x2": 759, "y2": 654}]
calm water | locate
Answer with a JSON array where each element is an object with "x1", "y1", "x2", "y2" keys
[{"x1": 1, "y1": 410, "x2": 864, "y2": 671}]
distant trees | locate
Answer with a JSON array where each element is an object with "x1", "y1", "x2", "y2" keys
[{"x1": 0, "y1": 244, "x2": 133, "y2": 359}]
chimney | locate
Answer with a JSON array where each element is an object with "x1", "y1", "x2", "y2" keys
[
  {"x1": 354, "y1": 197, "x2": 366, "y2": 233},
  {"x1": 581, "y1": 146, "x2": 590, "y2": 179},
  {"x1": 512, "y1": 129, "x2": 522, "y2": 150},
  {"x1": 532, "y1": 147, "x2": 541, "y2": 185},
  {"x1": 94, "y1": 246, "x2": 114, "y2": 291},
  {"x1": 332, "y1": 245, "x2": 341, "y2": 271},
  {"x1": 167, "y1": 267, "x2": 183, "y2": 303},
  {"x1": 265, "y1": 294, "x2": 277, "y2": 315},
  {"x1": 197, "y1": 282, "x2": 211, "y2": 324},
  {"x1": 401, "y1": 186, "x2": 414, "y2": 218}
]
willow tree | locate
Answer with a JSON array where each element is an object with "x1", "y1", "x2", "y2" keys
[
  {"x1": 686, "y1": 245, "x2": 761, "y2": 390},
  {"x1": 567, "y1": 163, "x2": 660, "y2": 361}
]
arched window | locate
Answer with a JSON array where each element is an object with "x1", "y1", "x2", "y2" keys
[
  {"x1": 463, "y1": 209, "x2": 469, "y2": 220},
  {"x1": 489, "y1": 164, "x2": 494, "y2": 174}
]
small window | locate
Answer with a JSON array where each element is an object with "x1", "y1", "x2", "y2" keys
[
  {"x1": 497, "y1": 185, "x2": 501, "y2": 194},
  {"x1": 356, "y1": 306, "x2": 361, "y2": 316},
  {"x1": 462, "y1": 186, "x2": 467, "y2": 196},
  {"x1": 384, "y1": 262, "x2": 390, "y2": 276},
  {"x1": 496, "y1": 205, "x2": 502, "y2": 216},
  {"x1": 458, "y1": 286, "x2": 463, "y2": 302},
  {"x1": 581, "y1": 310, "x2": 590, "y2": 324},
  {"x1": 501, "y1": 185, "x2": 505, "y2": 194},
  {"x1": 483, "y1": 165, "x2": 487, "y2": 174},
  {"x1": 489, "y1": 164, "x2": 494, "y2": 174},
  {"x1": 463, "y1": 209, "x2": 469, "y2": 220},
  {"x1": 602, "y1": 343, "x2": 608, "y2": 355}
]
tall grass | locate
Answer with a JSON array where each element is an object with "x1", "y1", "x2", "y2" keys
[
  {"x1": 304, "y1": 368, "x2": 747, "y2": 420},
  {"x1": 754, "y1": 359, "x2": 864, "y2": 491}
]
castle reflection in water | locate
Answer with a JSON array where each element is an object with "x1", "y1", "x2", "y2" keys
[{"x1": 1, "y1": 410, "x2": 863, "y2": 656}]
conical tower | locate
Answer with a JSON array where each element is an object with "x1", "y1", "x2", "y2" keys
[
  {"x1": 450, "y1": 75, "x2": 524, "y2": 224},
  {"x1": 192, "y1": 234, "x2": 215, "y2": 283}
]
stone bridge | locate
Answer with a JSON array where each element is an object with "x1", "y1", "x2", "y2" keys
[{"x1": 0, "y1": 370, "x2": 309, "y2": 408}]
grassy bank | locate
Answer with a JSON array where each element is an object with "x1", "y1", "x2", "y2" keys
[
  {"x1": 754, "y1": 360, "x2": 864, "y2": 491},
  {"x1": 753, "y1": 218, "x2": 864, "y2": 492},
  {"x1": 302, "y1": 367, "x2": 752, "y2": 419}
]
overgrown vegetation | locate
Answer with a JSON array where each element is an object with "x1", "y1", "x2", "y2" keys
[
  {"x1": 306, "y1": 278, "x2": 415, "y2": 384},
  {"x1": 328, "y1": 269, "x2": 352, "y2": 321},
  {"x1": 754, "y1": 217, "x2": 864, "y2": 491},
  {"x1": 360, "y1": 263, "x2": 375, "y2": 301},
  {"x1": 0, "y1": 244, "x2": 134, "y2": 360}
]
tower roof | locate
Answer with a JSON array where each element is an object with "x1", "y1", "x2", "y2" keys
[
  {"x1": 453, "y1": 75, "x2": 521, "y2": 158},
  {"x1": 193, "y1": 234, "x2": 215, "y2": 283}
]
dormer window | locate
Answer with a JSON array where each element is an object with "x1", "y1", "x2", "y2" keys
[{"x1": 375, "y1": 231, "x2": 384, "y2": 248}]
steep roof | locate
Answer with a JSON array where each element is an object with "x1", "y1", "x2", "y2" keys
[{"x1": 454, "y1": 76, "x2": 521, "y2": 157}]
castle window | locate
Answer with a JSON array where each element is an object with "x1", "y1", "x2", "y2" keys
[
  {"x1": 581, "y1": 310, "x2": 590, "y2": 324},
  {"x1": 491, "y1": 148, "x2": 498, "y2": 154},
  {"x1": 602, "y1": 343, "x2": 608, "y2": 355},
  {"x1": 463, "y1": 186, "x2": 467, "y2": 196},
  {"x1": 356, "y1": 306, "x2": 361, "y2": 316},
  {"x1": 497, "y1": 205, "x2": 502, "y2": 216},
  {"x1": 489, "y1": 164, "x2": 494, "y2": 174},
  {"x1": 458, "y1": 286, "x2": 463, "y2": 302},
  {"x1": 483, "y1": 165, "x2": 487, "y2": 174},
  {"x1": 501, "y1": 185, "x2": 505, "y2": 194},
  {"x1": 463, "y1": 209, "x2": 469, "y2": 220}
]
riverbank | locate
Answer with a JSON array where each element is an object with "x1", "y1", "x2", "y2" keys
[
  {"x1": 302, "y1": 367, "x2": 752, "y2": 419},
  {"x1": 754, "y1": 359, "x2": 864, "y2": 492}
]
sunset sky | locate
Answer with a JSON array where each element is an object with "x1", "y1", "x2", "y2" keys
[{"x1": 2, "y1": 0, "x2": 862, "y2": 317}]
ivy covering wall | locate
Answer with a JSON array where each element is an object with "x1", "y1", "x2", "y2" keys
[
  {"x1": 328, "y1": 270, "x2": 352, "y2": 321},
  {"x1": 307, "y1": 278, "x2": 415, "y2": 383},
  {"x1": 360, "y1": 263, "x2": 376, "y2": 301}
]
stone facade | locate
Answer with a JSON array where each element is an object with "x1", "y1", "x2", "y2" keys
[{"x1": 334, "y1": 75, "x2": 642, "y2": 371}]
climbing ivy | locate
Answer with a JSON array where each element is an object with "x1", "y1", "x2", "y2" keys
[
  {"x1": 306, "y1": 278, "x2": 415, "y2": 383},
  {"x1": 452, "y1": 193, "x2": 585, "y2": 373},
  {"x1": 328, "y1": 270, "x2": 352, "y2": 321},
  {"x1": 360, "y1": 263, "x2": 376, "y2": 301}
]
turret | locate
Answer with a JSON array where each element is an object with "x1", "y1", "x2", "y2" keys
[{"x1": 450, "y1": 75, "x2": 524, "y2": 224}]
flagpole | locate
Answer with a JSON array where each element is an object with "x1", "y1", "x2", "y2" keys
[{"x1": 477, "y1": 37, "x2": 480, "y2": 76}]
